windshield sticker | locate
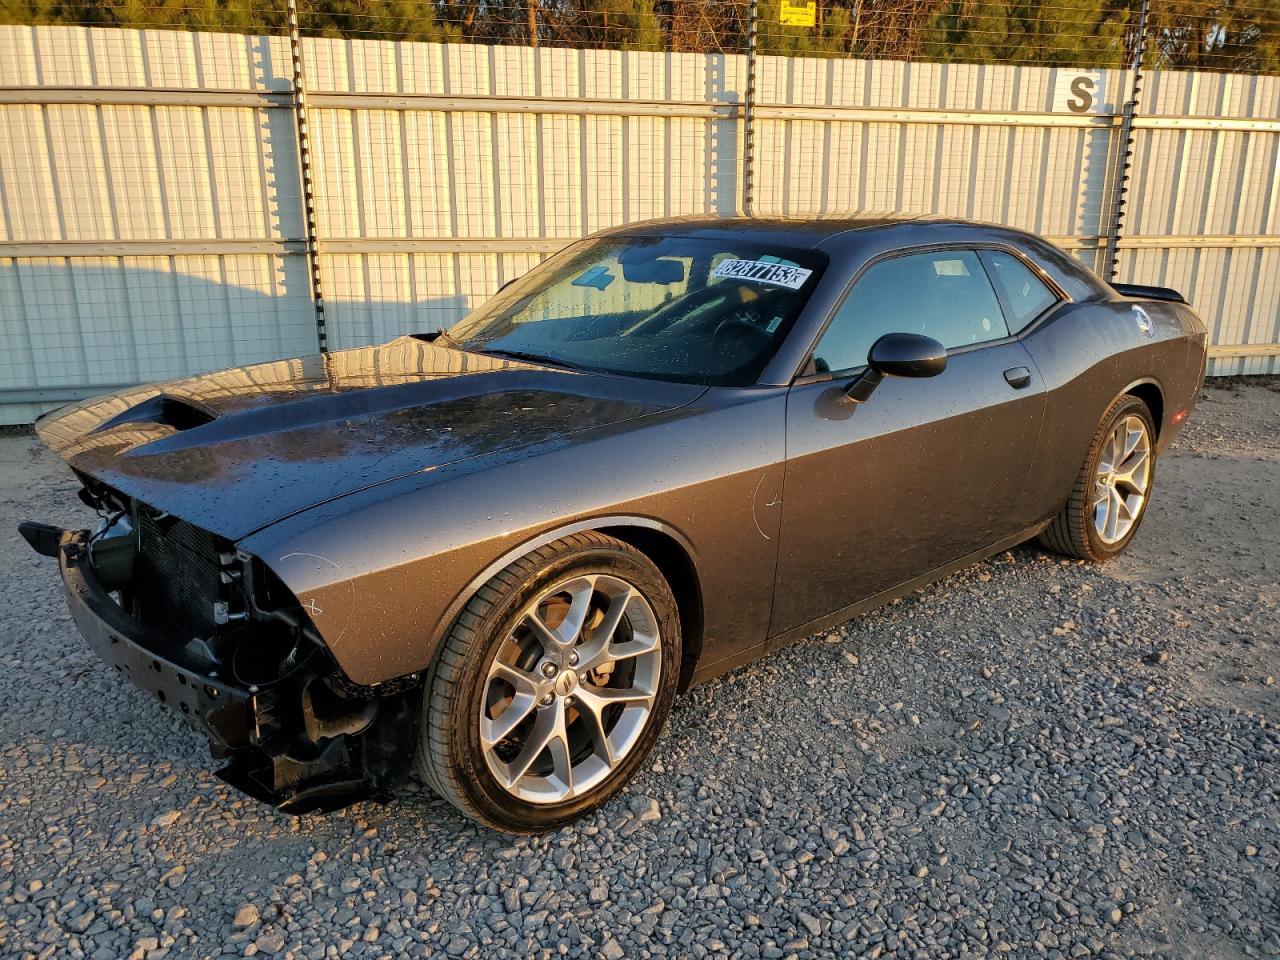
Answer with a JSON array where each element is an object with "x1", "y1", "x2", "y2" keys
[
  {"x1": 712, "y1": 259, "x2": 812, "y2": 289},
  {"x1": 571, "y1": 265, "x2": 615, "y2": 290}
]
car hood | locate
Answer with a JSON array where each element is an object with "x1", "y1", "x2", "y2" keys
[{"x1": 36, "y1": 337, "x2": 704, "y2": 540}]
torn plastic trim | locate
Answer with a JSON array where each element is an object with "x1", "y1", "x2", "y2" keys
[{"x1": 47, "y1": 525, "x2": 421, "y2": 814}]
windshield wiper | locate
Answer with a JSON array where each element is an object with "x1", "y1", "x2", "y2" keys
[{"x1": 478, "y1": 348, "x2": 584, "y2": 371}]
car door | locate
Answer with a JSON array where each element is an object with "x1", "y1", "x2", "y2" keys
[{"x1": 769, "y1": 247, "x2": 1048, "y2": 638}]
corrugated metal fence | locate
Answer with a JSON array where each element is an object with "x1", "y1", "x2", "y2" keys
[{"x1": 1, "y1": 25, "x2": 1277, "y2": 423}]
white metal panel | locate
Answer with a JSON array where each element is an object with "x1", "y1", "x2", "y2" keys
[
  {"x1": 402, "y1": 110, "x2": 455, "y2": 237},
  {"x1": 0, "y1": 104, "x2": 59, "y2": 242},
  {"x1": 0, "y1": 253, "x2": 317, "y2": 393},
  {"x1": 0, "y1": 24, "x2": 293, "y2": 90},
  {"x1": 1, "y1": 25, "x2": 1277, "y2": 422}
]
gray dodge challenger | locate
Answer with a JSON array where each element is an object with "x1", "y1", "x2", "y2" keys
[{"x1": 21, "y1": 216, "x2": 1207, "y2": 831}]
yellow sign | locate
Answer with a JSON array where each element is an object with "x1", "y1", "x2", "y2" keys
[{"x1": 779, "y1": 0, "x2": 817, "y2": 27}]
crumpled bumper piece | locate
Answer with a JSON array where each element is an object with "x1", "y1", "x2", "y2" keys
[{"x1": 48, "y1": 528, "x2": 417, "y2": 814}]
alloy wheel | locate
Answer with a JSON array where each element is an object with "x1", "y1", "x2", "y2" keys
[
  {"x1": 1092, "y1": 414, "x2": 1152, "y2": 544},
  {"x1": 479, "y1": 574, "x2": 661, "y2": 804}
]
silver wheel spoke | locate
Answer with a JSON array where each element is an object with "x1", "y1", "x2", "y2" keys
[
  {"x1": 1097, "y1": 445, "x2": 1115, "y2": 475},
  {"x1": 488, "y1": 660, "x2": 539, "y2": 694},
  {"x1": 573, "y1": 585, "x2": 631, "y2": 671},
  {"x1": 590, "y1": 632, "x2": 660, "y2": 672},
  {"x1": 1101, "y1": 426, "x2": 1121, "y2": 473},
  {"x1": 1112, "y1": 487, "x2": 1129, "y2": 537},
  {"x1": 482, "y1": 691, "x2": 538, "y2": 747},
  {"x1": 1121, "y1": 420, "x2": 1142, "y2": 460},
  {"x1": 1094, "y1": 489, "x2": 1109, "y2": 535},
  {"x1": 1115, "y1": 448, "x2": 1148, "y2": 493},
  {"x1": 547, "y1": 727, "x2": 573, "y2": 795},
  {"x1": 556, "y1": 578, "x2": 596, "y2": 645},
  {"x1": 502, "y1": 700, "x2": 564, "y2": 786},
  {"x1": 1121, "y1": 491, "x2": 1143, "y2": 520},
  {"x1": 524, "y1": 613, "x2": 561, "y2": 654},
  {"x1": 577, "y1": 684, "x2": 653, "y2": 710},
  {"x1": 591, "y1": 584, "x2": 634, "y2": 648},
  {"x1": 526, "y1": 576, "x2": 597, "y2": 654},
  {"x1": 577, "y1": 590, "x2": 661, "y2": 674},
  {"x1": 575, "y1": 694, "x2": 616, "y2": 767},
  {"x1": 1115, "y1": 490, "x2": 1129, "y2": 522}
]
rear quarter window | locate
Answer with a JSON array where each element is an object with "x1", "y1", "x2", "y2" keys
[{"x1": 980, "y1": 250, "x2": 1058, "y2": 333}]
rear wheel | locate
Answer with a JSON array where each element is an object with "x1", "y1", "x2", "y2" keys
[
  {"x1": 415, "y1": 532, "x2": 680, "y2": 832},
  {"x1": 1039, "y1": 395, "x2": 1156, "y2": 561}
]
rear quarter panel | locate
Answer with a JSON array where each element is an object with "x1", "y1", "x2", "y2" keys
[{"x1": 1019, "y1": 297, "x2": 1207, "y2": 523}]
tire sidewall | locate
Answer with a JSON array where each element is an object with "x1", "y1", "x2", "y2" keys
[
  {"x1": 1084, "y1": 397, "x2": 1157, "y2": 558},
  {"x1": 439, "y1": 543, "x2": 681, "y2": 832}
]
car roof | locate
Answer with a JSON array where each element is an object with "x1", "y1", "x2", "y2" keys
[
  {"x1": 599, "y1": 214, "x2": 1105, "y2": 302},
  {"x1": 599, "y1": 213, "x2": 1017, "y2": 249}
]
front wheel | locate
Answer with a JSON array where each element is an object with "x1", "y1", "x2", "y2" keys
[
  {"x1": 1039, "y1": 395, "x2": 1156, "y2": 561},
  {"x1": 415, "y1": 532, "x2": 681, "y2": 832}
]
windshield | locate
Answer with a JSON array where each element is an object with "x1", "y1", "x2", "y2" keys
[{"x1": 447, "y1": 235, "x2": 827, "y2": 387}]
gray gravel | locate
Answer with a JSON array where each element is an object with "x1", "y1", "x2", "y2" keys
[{"x1": 2, "y1": 380, "x2": 1278, "y2": 960}]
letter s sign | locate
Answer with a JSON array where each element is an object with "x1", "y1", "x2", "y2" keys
[
  {"x1": 1054, "y1": 71, "x2": 1105, "y2": 115},
  {"x1": 1067, "y1": 76, "x2": 1095, "y2": 114}
]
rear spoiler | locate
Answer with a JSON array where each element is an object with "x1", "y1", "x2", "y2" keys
[{"x1": 1110, "y1": 282, "x2": 1187, "y2": 304}]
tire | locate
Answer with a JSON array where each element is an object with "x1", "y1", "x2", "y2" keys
[
  {"x1": 1038, "y1": 395, "x2": 1157, "y2": 561},
  {"x1": 415, "y1": 531, "x2": 681, "y2": 832}
]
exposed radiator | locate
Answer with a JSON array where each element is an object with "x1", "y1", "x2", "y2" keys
[{"x1": 132, "y1": 505, "x2": 223, "y2": 644}]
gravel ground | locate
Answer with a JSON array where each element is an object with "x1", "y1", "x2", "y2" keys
[{"x1": 1, "y1": 380, "x2": 1277, "y2": 960}]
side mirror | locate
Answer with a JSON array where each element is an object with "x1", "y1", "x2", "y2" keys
[{"x1": 844, "y1": 333, "x2": 947, "y2": 402}]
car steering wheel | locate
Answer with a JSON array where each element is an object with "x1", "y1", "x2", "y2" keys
[
  {"x1": 713, "y1": 311, "x2": 773, "y2": 355},
  {"x1": 624, "y1": 283, "x2": 752, "y2": 338}
]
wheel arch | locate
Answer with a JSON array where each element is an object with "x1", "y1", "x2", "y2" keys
[
  {"x1": 1123, "y1": 378, "x2": 1164, "y2": 439},
  {"x1": 596, "y1": 524, "x2": 705, "y2": 693},
  {"x1": 431, "y1": 515, "x2": 705, "y2": 692}
]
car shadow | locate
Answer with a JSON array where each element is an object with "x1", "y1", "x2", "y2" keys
[{"x1": 2, "y1": 261, "x2": 480, "y2": 419}]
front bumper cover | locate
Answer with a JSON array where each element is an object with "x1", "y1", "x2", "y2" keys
[{"x1": 47, "y1": 527, "x2": 417, "y2": 814}]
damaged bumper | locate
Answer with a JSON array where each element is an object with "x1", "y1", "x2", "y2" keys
[{"x1": 27, "y1": 523, "x2": 418, "y2": 815}]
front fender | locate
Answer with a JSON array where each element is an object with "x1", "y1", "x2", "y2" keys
[{"x1": 239, "y1": 391, "x2": 787, "y2": 686}]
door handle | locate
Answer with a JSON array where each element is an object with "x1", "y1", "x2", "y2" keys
[{"x1": 1004, "y1": 366, "x2": 1032, "y2": 389}]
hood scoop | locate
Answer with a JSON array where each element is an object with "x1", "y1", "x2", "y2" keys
[
  {"x1": 158, "y1": 395, "x2": 218, "y2": 430},
  {"x1": 93, "y1": 393, "x2": 218, "y2": 436}
]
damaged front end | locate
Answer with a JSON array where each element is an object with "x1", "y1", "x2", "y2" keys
[{"x1": 19, "y1": 480, "x2": 419, "y2": 814}]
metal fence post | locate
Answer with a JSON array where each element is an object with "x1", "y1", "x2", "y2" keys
[
  {"x1": 1102, "y1": 0, "x2": 1151, "y2": 281},
  {"x1": 286, "y1": 0, "x2": 328, "y2": 353},
  {"x1": 742, "y1": 0, "x2": 759, "y2": 216}
]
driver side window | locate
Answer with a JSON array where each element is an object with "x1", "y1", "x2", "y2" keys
[{"x1": 813, "y1": 249, "x2": 1009, "y2": 373}]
